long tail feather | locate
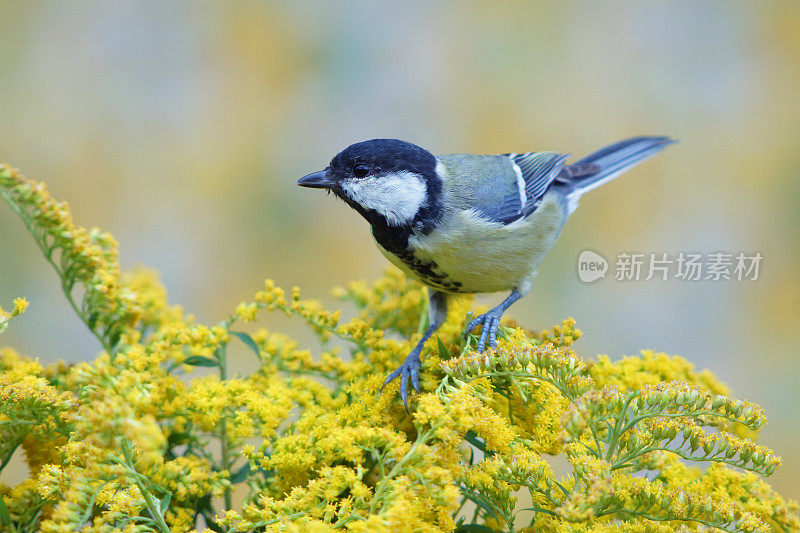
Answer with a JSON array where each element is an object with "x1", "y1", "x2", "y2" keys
[{"x1": 566, "y1": 136, "x2": 676, "y2": 204}]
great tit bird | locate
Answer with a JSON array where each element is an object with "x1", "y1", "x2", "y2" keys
[{"x1": 298, "y1": 136, "x2": 675, "y2": 408}]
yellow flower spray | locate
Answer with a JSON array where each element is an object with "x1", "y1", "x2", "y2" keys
[{"x1": 0, "y1": 163, "x2": 797, "y2": 532}]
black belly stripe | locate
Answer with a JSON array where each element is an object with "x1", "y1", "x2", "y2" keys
[
  {"x1": 391, "y1": 247, "x2": 465, "y2": 292},
  {"x1": 369, "y1": 210, "x2": 467, "y2": 293}
]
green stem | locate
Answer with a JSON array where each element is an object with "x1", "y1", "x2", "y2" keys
[
  {"x1": 603, "y1": 405, "x2": 755, "y2": 465},
  {"x1": 372, "y1": 448, "x2": 386, "y2": 479},
  {"x1": 617, "y1": 409, "x2": 749, "y2": 439},
  {"x1": 333, "y1": 514, "x2": 366, "y2": 528},
  {"x1": 121, "y1": 442, "x2": 171, "y2": 533},
  {"x1": 605, "y1": 393, "x2": 636, "y2": 461},
  {"x1": 0, "y1": 437, "x2": 24, "y2": 473},
  {"x1": 518, "y1": 506, "x2": 558, "y2": 517},
  {"x1": 218, "y1": 344, "x2": 233, "y2": 512},
  {"x1": 499, "y1": 387, "x2": 515, "y2": 425},
  {"x1": 611, "y1": 443, "x2": 766, "y2": 475},
  {"x1": 138, "y1": 490, "x2": 171, "y2": 533},
  {"x1": 595, "y1": 509, "x2": 735, "y2": 532},
  {"x1": 369, "y1": 429, "x2": 433, "y2": 515},
  {"x1": 0, "y1": 187, "x2": 115, "y2": 355},
  {"x1": 452, "y1": 493, "x2": 470, "y2": 520},
  {"x1": 229, "y1": 511, "x2": 306, "y2": 531},
  {"x1": 458, "y1": 371, "x2": 573, "y2": 401},
  {"x1": 77, "y1": 483, "x2": 108, "y2": 527}
]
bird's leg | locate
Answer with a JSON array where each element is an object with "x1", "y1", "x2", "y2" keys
[
  {"x1": 465, "y1": 289, "x2": 523, "y2": 352},
  {"x1": 382, "y1": 289, "x2": 448, "y2": 410}
]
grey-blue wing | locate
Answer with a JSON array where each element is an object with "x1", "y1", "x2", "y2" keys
[
  {"x1": 438, "y1": 152, "x2": 582, "y2": 224},
  {"x1": 475, "y1": 185, "x2": 524, "y2": 224},
  {"x1": 479, "y1": 152, "x2": 570, "y2": 223},
  {"x1": 468, "y1": 137, "x2": 670, "y2": 224},
  {"x1": 513, "y1": 152, "x2": 571, "y2": 200}
]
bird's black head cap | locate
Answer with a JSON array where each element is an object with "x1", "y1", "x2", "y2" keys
[
  {"x1": 329, "y1": 138, "x2": 437, "y2": 182},
  {"x1": 298, "y1": 139, "x2": 443, "y2": 255}
]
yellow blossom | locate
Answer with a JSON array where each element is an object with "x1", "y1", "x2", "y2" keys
[{"x1": 0, "y1": 164, "x2": 797, "y2": 532}]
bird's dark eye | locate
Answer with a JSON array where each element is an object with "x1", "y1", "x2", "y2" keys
[{"x1": 353, "y1": 164, "x2": 369, "y2": 178}]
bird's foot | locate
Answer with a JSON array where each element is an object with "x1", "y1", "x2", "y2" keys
[
  {"x1": 381, "y1": 350, "x2": 421, "y2": 411},
  {"x1": 464, "y1": 308, "x2": 504, "y2": 352}
]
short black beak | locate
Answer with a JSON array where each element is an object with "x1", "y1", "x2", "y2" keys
[{"x1": 297, "y1": 170, "x2": 334, "y2": 189}]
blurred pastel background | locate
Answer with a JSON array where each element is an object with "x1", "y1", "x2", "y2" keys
[{"x1": 1, "y1": 1, "x2": 798, "y2": 499}]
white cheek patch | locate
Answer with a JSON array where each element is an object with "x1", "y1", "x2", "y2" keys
[{"x1": 340, "y1": 171, "x2": 427, "y2": 226}]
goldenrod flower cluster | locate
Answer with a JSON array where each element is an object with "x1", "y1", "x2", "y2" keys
[{"x1": 0, "y1": 164, "x2": 797, "y2": 532}]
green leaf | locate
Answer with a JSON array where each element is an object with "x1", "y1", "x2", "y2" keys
[
  {"x1": 455, "y1": 525, "x2": 496, "y2": 533},
  {"x1": 436, "y1": 336, "x2": 450, "y2": 358},
  {"x1": 159, "y1": 493, "x2": 172, "y2": 514},
  {"x1": 497, "y1": 325, "x2": 511, "y2": 341},
  {"x1": 109, "y1": 329, "x2": 122, "y2": 348},
  {"x1": 194, "y1": 495, "x2": 225, "y2": 533},
  {"x1": 167, "y1": 431, "x2": 190, "y2": 445},
  {"x1": 230, "y1": 462, "x2": 251, "y2": 483},
  {"x1": 182, "y1": 355, "x2": 218, "y2": 367},
  {"x1": 0, "y1": 495, "x2": 11, "y2": 527},
  {"x1": 461, "y1": 489, "x2": 502, "y2": 523},
  {"x1": 230, "y1": 331, "x2": 261, "y2": 358},
  {"x1": 464, "y1": 431, "x2": 486, "y2": 452},
  {"x1": 417, "y1": 301, "x2": 430, "y2": 335},
  {"x1": 465, "y1": 431, "x2": 495, "y2": 459}
]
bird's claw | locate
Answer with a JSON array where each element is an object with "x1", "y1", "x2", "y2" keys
[
  {"x1": 464, "y1": 309, "x2": 503, "y2": 352},
  {"x1": 381, "y1": 353, "x2": 421, "y2": 412}
]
